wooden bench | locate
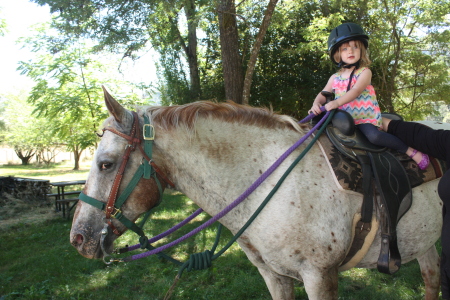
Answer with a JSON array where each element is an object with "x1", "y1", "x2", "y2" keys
[
  {"x1": 48, "y1": 180, "x2": 85, "y2": 219},
  {"x1": 47, "y1": 191, "x2": 81, "y2": 211},
  {"x1": 56, "y1": 198, "x2": 79, "y2": 219}
]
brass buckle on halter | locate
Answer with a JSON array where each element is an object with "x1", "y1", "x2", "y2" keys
[
  {"x1": 110, "y1": 207, "x2": 122, "y2": 218},
  {"x1": 143, "y1": 124, "x2": 155, "y2": 140}
]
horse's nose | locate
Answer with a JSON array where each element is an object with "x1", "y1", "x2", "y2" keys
[
  {"x1": 76, "y1": 233, "x2": 84, "y2": 246},
  {"x1": 71, "y1": 233, "x2": 85, "y2": 249}
]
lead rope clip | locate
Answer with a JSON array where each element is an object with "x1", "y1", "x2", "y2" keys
[{"x1": 100, "y1": 225, "x2": 121, "y2": 264}]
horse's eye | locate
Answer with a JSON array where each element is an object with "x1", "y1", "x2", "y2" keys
[{"x1": 100, "y1": 163, "x2": 113, "y2": 171}]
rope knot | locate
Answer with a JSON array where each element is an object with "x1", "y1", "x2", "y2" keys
[
  {"x1": 139, "y1": 236, "x2": 150, "y2": 249},
  {"x1": 185, "y1": 250, "x2": 213, "y2": 272}
]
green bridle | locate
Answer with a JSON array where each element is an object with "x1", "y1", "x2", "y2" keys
[{"x1": 79, "y1": 111, "x2": 175, "y2": 247}]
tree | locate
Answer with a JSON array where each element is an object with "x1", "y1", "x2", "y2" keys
[
  {"x1": 32, "y1": 0, "x2": 279, "y2": 105},
  {"x1": 295, "y1": 0, "x2": 450, "y2": 120},
  {"x1": 217, "y1": 0, "x2": 244, "y2": 103},
  {"x1": 364, "y1": 0, "x2": 450, "y2": 119},
  {"x1": 0, "y1": 8, "x2": 7, "y2": 36},
  {"x1": 18, "y1": 23, "x2": 153, "y2": 169},
  {"x1": 1, "y1": 92, "x2": 43, "y2": 165},
  {"x1": 31, "y1": 0, "x2": 450, "y2": 120},
  {"x1": 31, "y1": 0, "x2": 203, "y2": 103},
  {"x1": 242, "y1": 0, "x2": 278, "y2": 105},
  {"x1": 227, "y1": 2, "x2": 346, "y2": 117}
]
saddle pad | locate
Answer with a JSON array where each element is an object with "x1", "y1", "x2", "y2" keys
[{"x1": 313, "y1": 129, "x2": 447, "y2": 193}]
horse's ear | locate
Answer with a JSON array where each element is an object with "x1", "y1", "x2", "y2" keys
[{"x1": 102, "y1": 85, "x2": 132, "y2": 125}]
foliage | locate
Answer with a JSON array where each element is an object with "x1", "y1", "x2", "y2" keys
[
  {"x1": 0, "y1": 96, "x2": 8, "y2": 134},
  {"x1": 248, "y1": 2, "x2": 335, "y2": 118},
  {"x1": 29, "y1": 0, "x2": 450, "y2": 119},
  {"x1": 365, "y1": 0, "x2": 450, "y2": 120},
  {"x1": 0, "y1": 91, "x2": 50, "y2": 165},
  {"x1": 294, "y1": 0, "x2": 450, "y2": 120},
  {"x1": 15, "y1": 22, "x2": 156, "y2": 169},
  {"x1": 0, "y1": 7, "x2": 7, "y2": 37}
]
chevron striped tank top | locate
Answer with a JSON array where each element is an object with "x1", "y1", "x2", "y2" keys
[{"x1": 333, "y1": 67, "x2": 382, "y2": 127}]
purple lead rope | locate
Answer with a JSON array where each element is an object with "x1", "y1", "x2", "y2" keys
[{"x1": 123, "y1": 108, "x2": 327, "y2": 260}]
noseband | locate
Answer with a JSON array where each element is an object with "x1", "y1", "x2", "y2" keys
[{"x1": 79, "y1": 111, "x2": 175, "y2": 243}]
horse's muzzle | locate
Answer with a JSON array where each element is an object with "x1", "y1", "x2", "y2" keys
[{"x1": 70, "y1": 225, "x2": 112, "y2": 259}]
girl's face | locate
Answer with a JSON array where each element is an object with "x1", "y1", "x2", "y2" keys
[{"x1": 339, "y1": 40, "x2": 361, "y2": 65}]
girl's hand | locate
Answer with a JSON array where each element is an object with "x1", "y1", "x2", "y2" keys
[
  {"x1": 308, "y1": 102, "x2": 323, "y2": 115},
  {"x1": 324, "y1": 100, "x2": 340, "y2": 111}
]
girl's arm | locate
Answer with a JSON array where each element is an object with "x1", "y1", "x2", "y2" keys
[
  {"x1": 309, "y1": 74, "x2": 336, "y2": 115},
  {"x1": 324, "y1": 68, "x2": 372, "y2": 111}
]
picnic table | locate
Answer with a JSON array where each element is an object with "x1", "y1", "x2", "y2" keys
[{"x1": 48, "y1": 180, "x2": 85, "y2": 219}]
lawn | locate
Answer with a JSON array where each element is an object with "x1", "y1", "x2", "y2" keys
[
  {"x1": 0, "y1": 163, "x2": 443, "y2": 299},
  {"x1": 0, "y1": 161, "x2": 91, "y2": 182}
]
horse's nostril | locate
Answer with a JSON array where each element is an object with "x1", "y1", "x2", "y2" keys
[{"x1": 75, "y1": 234, "x2": 84, "y2": 246}]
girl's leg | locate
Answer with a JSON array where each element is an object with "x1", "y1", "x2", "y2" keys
[
  {"x1": 357, "y1": 123, "x2": 408, "y2": 152},
  {"x1": 357, "y1": 123, "x2": 429, "y2": 169}
]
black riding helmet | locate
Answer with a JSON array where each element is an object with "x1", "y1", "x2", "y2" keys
[{"x1": 328, "y1": 23, "x2": 369, "y2": 65}]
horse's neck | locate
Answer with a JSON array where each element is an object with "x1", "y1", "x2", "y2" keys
[{"x1": 154, "y1": 118, "x2": 311, "y2": 224}]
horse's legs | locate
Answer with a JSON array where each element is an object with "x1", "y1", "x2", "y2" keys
[
  {"x1": 257, "y1": 267, "x2": 295, "y2": 300},
  {"x1": 238, "y1": 239, "x2": 295, "y2": 299},
  {"x1": 417, "y1": 245, "x2": 441, "y2": 300},
  {"x1": 300, "y1": 265, "x2": 339, "y2": 300}
]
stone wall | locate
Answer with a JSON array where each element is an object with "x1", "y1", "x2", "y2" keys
[{"x1": 0, "y1": 176, "x2": 51, "y2": 202}]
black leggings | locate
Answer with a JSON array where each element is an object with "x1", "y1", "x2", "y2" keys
[{"x1": 357, "y1": 123, "x2": 408, "y2": 153}]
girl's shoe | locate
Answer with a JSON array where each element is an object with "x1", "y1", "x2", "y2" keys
[{"x1": 409, "y1": 149, "x2": 430, "y2": 170}]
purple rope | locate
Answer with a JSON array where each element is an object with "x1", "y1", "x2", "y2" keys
[
  {"x1": 121, "y1": 109, "x2": 323, "y2": 253},
  {"x1": 124, "y1": 208, "x2": 204, "y2": 252},
  {"x1": 125, "y1": 108, "x2": 329, "y2": 261},
  {"x1": 298, "y1": 109, "x2": 321, "y2": 123}
]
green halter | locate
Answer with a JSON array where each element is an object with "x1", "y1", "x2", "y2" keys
[{"x1": 79, "y1": 112, "x2": 172, "y2": 248}]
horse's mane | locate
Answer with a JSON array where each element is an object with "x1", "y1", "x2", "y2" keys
[{"x1": 144, "y1": 101, "x2": 303, "y2": 133}]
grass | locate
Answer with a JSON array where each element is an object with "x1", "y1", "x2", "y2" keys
[
  {"x1": 0, "y1": 161, "x2": 91, "y2": 182},
  {"x1": 0, "y1": 163, "x2": 444, "y2": 299}
]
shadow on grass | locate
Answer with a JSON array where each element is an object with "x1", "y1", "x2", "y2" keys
[{"x1": 0, "y1": 192, "x2": 441, "y2": 300}]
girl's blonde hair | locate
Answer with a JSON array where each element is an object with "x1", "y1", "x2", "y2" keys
[{"x1": 333, "y1": 40, "x2": 371, "y2": 68}]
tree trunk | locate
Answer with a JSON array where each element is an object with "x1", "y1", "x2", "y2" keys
[
  {"x1": 218, "y1": 0, "x2": 244, "y2": 104},
  {"x1": 242, "y1": 0, "x2": 278, "y2": 105},
  {"x1": 184, "y1": 0, "x2": 202, "y2": 101},
  {"x1": 15, "y1": 149, "x2": 34, "y2": 165},
  {"x1": 171, "y1": 0, "x2": 202, "y2": 102},
  {"x1": 379, "y1": 0, "x2": 401, "y2": 113},
  {"x1": 73, "y1": 147, "x2": 82, "y2": 170}
]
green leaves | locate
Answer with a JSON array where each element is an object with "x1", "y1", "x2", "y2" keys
[{"x1": 27, "y1": 0, "x2": 450, "y2": 120}]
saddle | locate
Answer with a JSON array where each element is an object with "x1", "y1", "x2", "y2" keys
[{"x1": 313, "y1": 95, "x2": 412, "y2": 274}]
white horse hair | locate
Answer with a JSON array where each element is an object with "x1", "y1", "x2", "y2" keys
[{"x1": 71, "y1": 90, "x2": 442, "y2": 299}]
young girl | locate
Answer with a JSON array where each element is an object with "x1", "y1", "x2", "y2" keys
[{"x1": 309, "y1": 23, "x2": 429, "y2": 170}]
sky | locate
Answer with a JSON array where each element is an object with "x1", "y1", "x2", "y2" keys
[
  {"x1": 0, "y1": 0, "x2": 157, "y2": 95},
  {"x1": 0, "y1": 0, "x2": 49, "y2": 94}
]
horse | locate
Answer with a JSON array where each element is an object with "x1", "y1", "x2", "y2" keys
[{"x1": 71, "y1": 88, "x2": 442, "y2": 300}]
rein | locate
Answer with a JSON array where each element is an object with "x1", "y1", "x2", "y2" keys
[{"x1": 95, "y1": 107, "x2": 333, "y2": 266}]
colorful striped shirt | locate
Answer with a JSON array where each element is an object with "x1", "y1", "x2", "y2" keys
[{"x1": 333, "y1": 67, "x2": 382, "y2": 128}]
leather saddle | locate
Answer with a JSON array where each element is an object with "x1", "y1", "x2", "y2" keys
[{"x1": 314, "y1": 91, "x2": 412, "y2": 274}]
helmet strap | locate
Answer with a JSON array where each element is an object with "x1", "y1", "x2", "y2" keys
[
  {"x1": 338, "y1": 61, "x2": 360, "y2": 69},
  {"x1": 336, "y1": 61, "x2": 360, "y2": 92}
]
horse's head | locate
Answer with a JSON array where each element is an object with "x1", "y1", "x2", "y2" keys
[{"x1": 70, "y1": 87, "x2": 169, "y2": 259}]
